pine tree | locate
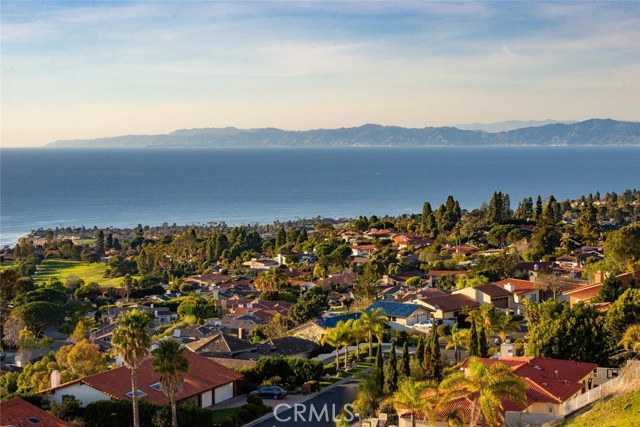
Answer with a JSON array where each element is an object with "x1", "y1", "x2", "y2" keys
[
  {"x1": 385, "y1": 344, "x2": 399, "y2": 393},
  {"x1": 421, "y1": 202, "x2": 437, "y2": 237},
  {"x1": 478, "y1": 322, "x2": 489, "y2": 358},
  {"x1": 96, "y1": 230, "x2": 105, "y2": 255},
  {"x1": 275, "y1": 226, "x2": 286, "y2": 249},
  {"x1": 105, "y1": 233, "x2": 113, "y2": 250},
  {"x1": 422, "y1": 327, "x2": 442, "y2": 380},
  {"x1": 534, "y1": 196, "x2": 544, "y2": 223}
]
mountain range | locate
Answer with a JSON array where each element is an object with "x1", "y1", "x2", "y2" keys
[{"x1": 47, "y1": 119, "x2": 640, "y2": 148}]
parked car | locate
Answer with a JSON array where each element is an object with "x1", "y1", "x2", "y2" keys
[{"x1": 250, "y1": 386, "x2": 287, "y2": 400}]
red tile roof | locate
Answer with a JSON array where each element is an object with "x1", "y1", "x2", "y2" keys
[
  {"x1": 473, "y1": 283, "x2": 514, "y2": 298},
  {"x1": 1, "y1": 397, "x2": 71, "y2": 427},
  {"x1": 50, "y1": 350, "x2": 243, "y2": 405},
  {"x1": 494, "y1": 278, "x2": 539, "y2": 295},
  {"x1": 419, "y1": 293, "x2": 481, "y2": 312}
]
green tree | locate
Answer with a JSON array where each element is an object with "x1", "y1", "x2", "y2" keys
[
  {"x1": 321, "y1": 323, "x2": 345, "y2": 374},
  {"x1": 96, "y1": 230, "x2": 105, "y2": 255},
  {"x1": 445, "y1": 322, "x2": 464, "y2": 363},
  {"x1": 152, "y1": 340, "x2": 190, "y2": 427},
  {"x1": 422, "y1": 327, "x2": 442, "y2": 380},
  {"x1": 289, "y1": 287, "x2": 328, "y2": 324},
  {"x1": 399, "y1": 341, "x2": 411, "y2": 378},
  {"x1": 12, "y1": 301, "x2": 66, "y2": 335},
  {"x1": 352, "y1": 371, "x2": 382, "y2": 418},
  {"x1": 385, "y1": 344, "x2": 399, "y2": 393},
  {"x1": 375, "y1": 344, "x2": 384, "y2": 391},
  {"x1": 381, "y1": 379, "x2": 441, "y2": 427},
  {"x1": 593, "y1": 274, "x2": 624, "y2": 303},
  {"x1": 421, "y1": 202, "x2": 438, "y2": 238},
  {"x1": 575, "y1": 201, "x2": 599, "y2": 244},
  {"x1": 605, "y1": 288, "x2": 640, "y2": 343},
  {"x1": 440, "y1": 357, "x2": 527, "y2": 427},
  {"x1": 254, "y1": 268, "x2": 287, "y2": 292},
  {"x1": 111, "y1": 310, "x2": 153, "y2": 427},
  {"x1": 604, "y1": 223, "x2": 640, "y2": 273}
]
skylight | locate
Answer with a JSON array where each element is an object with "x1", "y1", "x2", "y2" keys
[
  {"x1": 149, "y1": 382, "x2": 162, "y2": 391},
  {"x1": 125, "y1": 389, "x2": 147, "y2": 398},
  {"x1": 26, "y1": 417, "x2": 41, "y2": 424}
]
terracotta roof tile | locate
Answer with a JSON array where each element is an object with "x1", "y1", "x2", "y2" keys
[{"x1": 0, "y1": 397, "x2": 71, "y2": 427}]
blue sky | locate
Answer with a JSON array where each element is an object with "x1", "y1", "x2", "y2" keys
[{"x1": 2, "y1": 1, "x2": 639, "y2": 146}]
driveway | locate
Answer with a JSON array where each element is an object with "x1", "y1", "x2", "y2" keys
[{"x1": 247, "y1": 378, "x2": 360, "y2": 427}]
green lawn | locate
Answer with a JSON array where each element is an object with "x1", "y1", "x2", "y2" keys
[
  {"x1": 210, "y1": 408, "x2": 241, "y2": 422},
  {"x1": 34, "y1": 258, "x2": 136, "y2": 287},
  {"x1": 556, "y1": 391, "x2": 640, "y2": 427}
]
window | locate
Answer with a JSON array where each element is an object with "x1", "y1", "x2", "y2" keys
[
  {"x1": 125, "y1": 389, "x2": 148, "y2": 398},
  {"x1": 149, "y1": 382, "x2": 162, "y2": 391},
  {"x1": 26, "y1": 417, "x2": 41, "y2": 424},
  {"x1": 607, "y1": 369, "x2": 619, "y2": 379}
]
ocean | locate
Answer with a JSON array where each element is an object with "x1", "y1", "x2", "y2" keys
[{"x1": 1, "y1": 146, "x2": 639, "y2": 246}]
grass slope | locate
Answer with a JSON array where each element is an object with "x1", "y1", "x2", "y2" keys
[
  {"x1": 556, "y1": 391, "x2": 640, "y2": 427},
  {"x1": 35, "y1": 259, "x2": 134, "y2": 287}
]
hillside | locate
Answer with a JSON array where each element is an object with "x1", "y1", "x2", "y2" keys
[
  {"x1": 47, "y1": 119, "x2": 640, "y2": 148},
  {"x1": 555, "y1": 391, "x2": 640, "y2": 427}
]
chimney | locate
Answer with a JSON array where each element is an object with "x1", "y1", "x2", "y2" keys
[
  {"x1": 504, "y1": 282, "x2": 515, "y2": 292},
  {"x1": 500, "y1": 342, "x2": 516, "y2": 359},
  {"x1": 51, "y1": 370, "x2": 61, "y2": 388},
  {"x1": 173, "y1": 328, "x2": 181, "y2": 338},
  {"x1": 238, "y1": 328, "x2": 245, "y2": 340},
  {"x1": 594, "y1": 270, "x2": 605, "y2": 284}
]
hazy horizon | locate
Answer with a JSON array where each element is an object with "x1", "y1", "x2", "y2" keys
[{"x1": 2, "y1": 1, "x2": 639, "y2": 147}]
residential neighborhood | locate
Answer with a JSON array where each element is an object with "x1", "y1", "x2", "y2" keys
[{"x1": 1, "y1": 190, "x2": 640, "y2": 427}]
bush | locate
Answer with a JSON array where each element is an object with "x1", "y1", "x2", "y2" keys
[
  {"x1": 84, "y1": 398, "x2": 214, "y2": 427},
  {"x1": 246, "y1": 356, "x2": 324, "y2": 388},
  {"x1": 49, "y1": 396, "x2": 83, "y2": 421}
]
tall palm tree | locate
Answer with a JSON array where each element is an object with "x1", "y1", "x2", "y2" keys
[
  {"x1": 382, "y1": 379, "x2": 441, "y2": 427},
  {"x1": 352, "y1": 371, "x2": 383, "y2": 419},
  {"x1": 254, "y1": 268, "x2": 287, "y2": 292},
  {"x1": 152, "y1": 340, "x2": 190, "y2": 427},
  {"x1": 360, "y1": 308, "x2": 386, "y2": 357},
  {"x1": 445, "y1": 322, "x2": 464, "y2": 363},
  {"x1": 111, "y1": 310, "x2": 153, "y2": 427},
  {"x1": 440, "y1": 357, "x2": 527, "y2": 427},
  {"x1": 321, "y1": 321, "x2": 346, "y2": 373},
  {"x1": 352, "y1": 318, "x2": 367, "y2": 361}
]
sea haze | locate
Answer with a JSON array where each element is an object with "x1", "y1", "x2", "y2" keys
[{"x1": 1, "y1": 147, "x2": 639, "y2": 246}]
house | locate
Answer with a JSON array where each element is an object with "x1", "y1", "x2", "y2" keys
[
  {"x1": 494, "y1": 278, "x2": 543, "y2": 314},
  {"x1": 350, "y1": 244, "x2": 376, "y2": 257},
  {"x1": 365, "y1": 228, "x2": 395, "y2": 240},
  {"x1": 514, "y1": 261, "x2": 554, "y2": 281},
  {"x1": 367, "y1": 301, "x2": 431, "y2": 330},
  {"x1": 378, "y1": 285, "x2": 408, "y2": 301},
  {"x1": 414, "y1": 293, "x2": 481, "y2": 321},
  {"x1": 397, "y1": 357, "x2": 599, "y2": 427},
  {"x1": 1, "y1": 397, "x2": 71, "y2": 427},
  {"x1": 317, "y1": 312, "x2": 361, "y2": 329},
  {"x1": 393, "y1": 233, "x2": 434, "y2": 249},
  {"x1": 287, "y1": 321, "x2": 327, "y2": 343},
  {"x1": 453, "y1": 283, "x2": 514, "y2": 310},
  {"x1": 563, "y1": 270, "x2": 640, "y2": 307},
  {"x1": 258, "y1": 336, "x2": 320, "y2": 359},
  {"x1": 185, "y1": 331, "x2": 257, "y2": 358},
  {"x1": 46, "y1": 351, "x2": 243, "y2": 408},
  {"x1": 242, "y1": 258, "x2": 280, "y2": 271},
  {"x1": 99, "y1": 305, "x2": 178, "y2": 325},
  {"x1": 383, "y1": 270, "x2": 425, "y2": 287}
]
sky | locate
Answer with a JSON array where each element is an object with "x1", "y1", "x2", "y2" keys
[{"x1": 1, "y1": 1, "x2": 639, "y2": 147}]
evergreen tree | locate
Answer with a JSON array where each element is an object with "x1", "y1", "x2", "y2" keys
[
  {"x1": 415, "y1": 335, "x2": 425, "y2": 365},
  {"x1": 594, "y1": 274, "x2": 623, "y2": 303},
  {"x1": 478, "y1": 323, "x2": 489, "y2": 358},
  {"x1": 105, "y1": 233, "x2": 113, "y2": 250},
  {"x1": 534, "y1": 196, "x2": 544, "y2": 223},
  {"x1": 275, "y1": 226, "x2": 286, "y2": 249},
  {"x1": 422, "y1": 327, "x2": 442, "y2": 380},
  {"x1": 575, "y1": 201, "x2": 599, "y2": 244},
  {"x1": 385, "y1": 344, "x2": 399, "y2": 393},
  {"x1": 375, "y1": 344, "x2": 384, "y2": 391},
  {"x1": 399, "y1": 341, "x2": 410, "y2": 378},
  {"x1": 214, "y1": 234, "x2": 229, "y2": 259},
  {"x1": 96, "y1": 230, "x2": 105, "y2": 255},
  {"x1": 421, "y1": 202, "x2": 437, "y2": 237},
  {"x1": 469, "y1": 316, "x2": 479, "y2": 357}
]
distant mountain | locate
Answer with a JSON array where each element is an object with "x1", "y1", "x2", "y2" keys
[
  {"x1": 454, "y1": 119, "x2": 577, "y2": 132},
  {"x1": 47, "y1": 119, "x2": 640, "y2": 148}
]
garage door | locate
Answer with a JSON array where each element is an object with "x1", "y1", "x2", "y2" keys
[
  {"x1": 214, "y1": 383, "x2": 234, "y2": 404},
  {"x1": 200, "y1": 390, "x2": 212, "y2": 408}
]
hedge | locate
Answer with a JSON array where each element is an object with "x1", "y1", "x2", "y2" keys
[
  {"x1": 83, "y1": 399, "x2": 214, "y2": 427},
  {"x1": 238, "y1": 356, "x2": 323, "y2": 388}
]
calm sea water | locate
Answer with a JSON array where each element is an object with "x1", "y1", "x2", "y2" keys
[{"x1": 1, "y1": 147, "x2": 639, "y2": 246}]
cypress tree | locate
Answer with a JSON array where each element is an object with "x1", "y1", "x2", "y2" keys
[
  {"x1": 430, "y1": 326, "x2": 442, "y2": 380},
  {"x1": 478, "y1": 322, "x2": 489, "y2": 358},
  {"x1": 375, "y1": 344, "x2": 384, "y2": 391},
  {"x1": 422, "y1": 333, "x2": 432, "y2": 377},
  {"x1": 469, "y1": 315, "x2": 479, "y2": 357},
  {"x1": 399, "y1": 341, "x2": 410, "y2": 378},
  {"x1": 415, "y1": 335, "x2": 425, "y2": 365},
  {"x1": 385, "y1": 344, "x2": 398, "y2": 393}
]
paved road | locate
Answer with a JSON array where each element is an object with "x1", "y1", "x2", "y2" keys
[{"x1": 250, "y1": 378, "x2": 360, "y2": 427}]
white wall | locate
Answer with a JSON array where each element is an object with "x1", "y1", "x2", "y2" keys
[{"x1": 50, "y1": 383, "x2": 111, "y2": 407}]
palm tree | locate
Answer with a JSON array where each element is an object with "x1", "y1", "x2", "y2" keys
[
  {"x1": 321, "y1": 321, "x2": 346, "y2": 373},
  {"x1": 254, "y1": 268, "x2": 287, "y2": 292},
  {"x1": 615, "y1": 324, "x2": 640, "y2": 360},
  {"x1": 440, "y1": 357, "x2": 527, "y2": 427},
  {"x1": 445, "y1": 322, "x2": 464, "y2": 363},
  {"x1": 360, "y1": 308, "x2": 386, "y2": 357},
  {"x1": 382, "y1": 379, "x2": 441, "y2": 427},
  {"x1": 152, "y1": 340, "x2": 190, "y2": 427},
  {"x1": 352, "y1": 371, "x2": 383, "y2": 419},
  {"x1": 111, "y1": 310, "x2": 153, "y2": 427},
  {"x1": 341, "y1": 319, "x2": 356, "y2": 369},
  {"x1": 352, "y1": 318, "x2": 367, "y2": 361},
  {"x1": 492, "y1": 312, "x2": 520, "y2": 343}
]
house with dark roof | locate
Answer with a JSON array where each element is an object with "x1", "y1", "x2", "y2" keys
[
  {"x1": 414, "y1": 293, "x2": 481, "y2": 321},
  {"x1": 1, "y1": 397, "x2": 71, "y2": 427},
  {"x1": 453, "y1": 283, "x2": 514, "y2": 310},
  {"x1": 494, "y1": 278, "x2": 544, "y2": 314},
  {"x1": 45, "y1": 351, "x2": 243, "y2": 408},
  {"x1": 185, "y1": 332, "x2": 256, "y2": 358},
  {"x1": 367, "y1": 301, "x2": 431, "y2": 330},
  {"x1": 317, "y1": 312, "x2": 361, "y2": 329},
  {"x1": 258, "y1": 336, "x2": 320, "y2": 359}
]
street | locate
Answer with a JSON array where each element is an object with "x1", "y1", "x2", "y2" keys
[{"x1": 250, "y1": 378, "x2": 360, "y2": 427}]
